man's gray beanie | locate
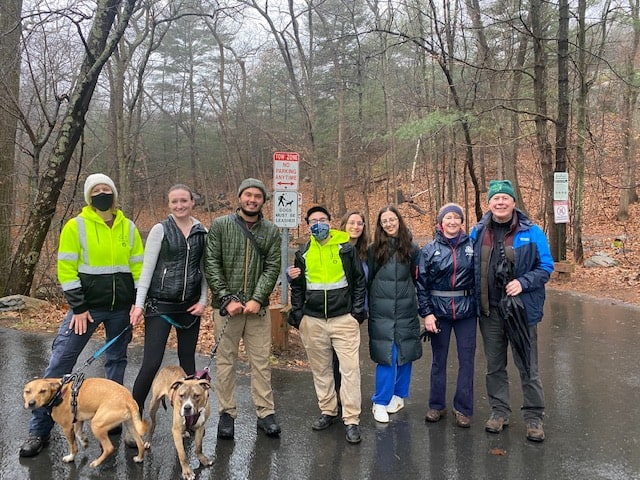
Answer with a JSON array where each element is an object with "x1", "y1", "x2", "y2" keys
[{"x1": 237, "y1": 178, "x2": 269, "y2": 199}]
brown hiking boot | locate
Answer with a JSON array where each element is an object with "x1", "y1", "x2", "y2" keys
[
  {"x1": 526, "y1": 419, "x2": 545, "y2": 442},
  {"x1": 454, "y1": 409, "x2": 471, "y2": 428},
  {"x1": 424, "y1": 408, "x2": 447, "y2": 423},
  {"x1": 484, "y1": 414, "x2": 509, "y2": 433}
]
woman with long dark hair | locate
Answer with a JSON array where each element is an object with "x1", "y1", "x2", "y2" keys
[{"x1": 368, "y1": 205, "x2": 421, "y2": 423}]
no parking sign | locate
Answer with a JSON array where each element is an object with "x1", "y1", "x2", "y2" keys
[{"x1": 554, "y1": 200, "x2": 569, "y2": 224}]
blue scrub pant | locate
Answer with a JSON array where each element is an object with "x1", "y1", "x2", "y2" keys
[{"x1": 372, "y1": 343, "x2": 412, "y2": 406}]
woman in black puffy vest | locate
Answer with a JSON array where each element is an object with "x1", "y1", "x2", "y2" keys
[{"x1": 131, "y1": 184, "x2": 208, "y2": 418}]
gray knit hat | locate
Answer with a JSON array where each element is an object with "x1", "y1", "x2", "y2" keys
[
  {"x1": 84, "y1": 173, "x2": 118, "y2": 206},
  {"x1": 237, "y1": 178, "x2": 269, "y2": 199}
]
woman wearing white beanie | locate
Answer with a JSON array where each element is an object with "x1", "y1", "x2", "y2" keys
[{"x1": 19, "y1": 173, "x2": 144, "y2": 458}]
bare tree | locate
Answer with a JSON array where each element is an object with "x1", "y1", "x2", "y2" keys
[
  {"x1": 0, "y1": 0, "x2": 23, "y2": 293},
  {"x1": 617, "y1": 0, "x2": 640, "y2": 221},
  {"x1": 6, "y1": 0, "x2": 137, "y2": 295}
]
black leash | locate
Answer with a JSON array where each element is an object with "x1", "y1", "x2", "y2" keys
[{"x1": 202, "y1": 314, "x2": 231, "y2": 374}]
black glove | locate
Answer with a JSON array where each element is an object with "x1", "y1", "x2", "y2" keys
[
  {"x1": 288, "y1": 312, "x2": 302, "y2": 329},
  {"x1": 420, "y1": 320, "x2": 441, "y2": 342},
  {"x1": 219, "y1": 294, "x2": 241, "y2": 317}
]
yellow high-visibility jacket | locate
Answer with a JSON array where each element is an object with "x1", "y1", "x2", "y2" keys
[{"x1": 57, "y1": 206, "x2": 144, "y2": 313}]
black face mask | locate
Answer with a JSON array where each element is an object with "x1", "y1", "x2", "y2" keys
[{"x1": 91, "y1": 193, "x2": 114, "y2": 212}]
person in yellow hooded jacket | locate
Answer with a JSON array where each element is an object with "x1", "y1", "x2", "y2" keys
[
  {"x1": 288, "y1": 206, "x2": 367, "y2": 445},
  {"x1": 19, "y1": 173, "x2": 144, "y2": 458}
]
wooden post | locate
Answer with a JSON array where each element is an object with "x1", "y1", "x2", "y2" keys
[
  {"x1": 269, "y1": 304, "x2": 289, "y2": 351},
  {"x1": 553, "y1": 261, "x2": 575, "y2": 279}
]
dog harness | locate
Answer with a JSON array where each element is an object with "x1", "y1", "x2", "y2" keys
[{"x1": 45, "y1": 373, "x2": 85, "y2": 423}]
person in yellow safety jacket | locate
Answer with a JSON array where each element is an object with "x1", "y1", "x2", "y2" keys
[
  {"x1": 288, "y1": 205, "x2": 366, "y2": 445},
  {"x1": 19, "y1": 173, "x2": 144, "y2": 458}
]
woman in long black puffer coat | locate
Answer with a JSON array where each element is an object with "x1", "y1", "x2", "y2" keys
[{"x1": 368, "y1": 205, "x2": 422, "y2": 424}]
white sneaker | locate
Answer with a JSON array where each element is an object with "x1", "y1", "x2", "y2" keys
[
  {"x1": 386, "y1": 395, "x2": 405, "y2": 414},
  {"x1": 372, "y1": 404, "x2": 390, "y2": 423}
]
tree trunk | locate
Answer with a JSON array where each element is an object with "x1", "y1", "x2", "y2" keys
[
  {"x1": 0, "y1": 0, "x2": 23, "y2": 293},
  {"x1": 5, "y1": 0, "x2": 136, "y2": 295},
  {"x1": 553, "y1": 0, "x2": 570, "y2": 261},
  {"x1": 530, "y1": 0, "x2": 555, "y2": 251},
  {"x1": 617, "y1": 0, "x2": 640, "y2": 221}
]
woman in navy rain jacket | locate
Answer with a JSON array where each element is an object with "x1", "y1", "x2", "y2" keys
[{"x1": 417, "y1": 203, "x2": 477, "y2": 428}]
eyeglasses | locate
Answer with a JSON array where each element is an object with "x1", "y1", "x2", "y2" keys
[
  {"x1": 380, "y1": 217, "x2": 398, "y2": 226},
  {"x1": 346, "y1": 221, "x2": 365, "y2": 227},
  {"x1": 309, "y1": 217, "x2": 329, "y2": 225}
]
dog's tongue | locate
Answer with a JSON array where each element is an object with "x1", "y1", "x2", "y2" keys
[{"x1": 186, "y1": 413, "x2": 200, "y2": 430}]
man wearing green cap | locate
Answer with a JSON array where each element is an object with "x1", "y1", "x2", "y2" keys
[
  {"x1": 470, "y1": 179, "x2": 554, "y2": 442},
  {"x1": 204, "y1": 178, "x2": 282, "y2": 439}
]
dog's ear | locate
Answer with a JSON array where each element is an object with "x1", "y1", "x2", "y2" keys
[
  {"x1": 198, "y1": 380, "x2": 212, "y2": 390},
  {"x1": 170, "y1": 380, "x2": 184, "y2": 391},
  {"x1": 47, "y1": 379, "x2": 61, "y2": 391}
]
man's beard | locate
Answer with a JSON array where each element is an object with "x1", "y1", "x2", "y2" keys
[{"x1": 240, "y1": 205, "x2": 261, "y2": 218}]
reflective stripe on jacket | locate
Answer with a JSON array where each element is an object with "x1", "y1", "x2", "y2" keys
[
  {"x1": 57, "y1": 205, "x2": 144, "y2": 313},
  {"x1": 289, "y1": 229, "x2": 366, "y2": 325},
  {"x1": 416, "y1": 228, "x2": 476, "y2": 321}
]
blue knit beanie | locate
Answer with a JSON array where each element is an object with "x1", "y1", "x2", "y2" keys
[
  {"x1": 487, "y1": 180, "x2": 516, "y2": 201},
  {"x1": 437, "y1": 203, "x2": 464, "y2": 224}
]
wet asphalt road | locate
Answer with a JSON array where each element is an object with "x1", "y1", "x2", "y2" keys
[{"x1": 1, "y1": 289, "x2": 639, "y2": 480}]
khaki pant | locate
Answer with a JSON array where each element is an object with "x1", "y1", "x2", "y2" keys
[
  {"x1": 213, "y1": 309, "x2": 275, "y2": 419},
  {"x1": 299, "y1": 313, "x2": 361, "y2": 425}
]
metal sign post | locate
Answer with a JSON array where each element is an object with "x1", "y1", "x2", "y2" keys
[{"x1": 273, "y1": 152, "x2": 300, "y2": 305}]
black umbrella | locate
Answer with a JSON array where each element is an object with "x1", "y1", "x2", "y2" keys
[{"x1": 495, "y1": 242, "x2": 531, "y2": 376}]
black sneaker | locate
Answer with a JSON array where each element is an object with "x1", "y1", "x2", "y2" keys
[
  {"x1": 19, "y1": 434, "x2": 50, "y2": 458},
  {"x1": 257, "y1": 414, "x2": 281, "y2": 437},
  {"x1": 217, "y1": 412, "x2": 235, "y2": 439},
  {"x1": 345, "y1": 424, "x2": 361, "y2": 444},
  {"x1": 311, "y1": 414, "x2": 338, "y2": 431}
]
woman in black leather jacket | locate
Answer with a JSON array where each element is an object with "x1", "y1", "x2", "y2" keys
[{"x1": 417, "y1": 203, "x2": 477, "y2": 428}]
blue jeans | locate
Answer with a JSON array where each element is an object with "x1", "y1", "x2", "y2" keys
[
  {"x1": 372, "y1": 344, "x2": 412, "y2": 406},
  {"x1": 428, "y1": 315, "x2": 477, "y2": 416},
  {"x1": 479, "y1": 306, "x2": 545, "y2": 421},
  {"x1": 28, "y1": 309, "x2": 132, "y2": 436}
]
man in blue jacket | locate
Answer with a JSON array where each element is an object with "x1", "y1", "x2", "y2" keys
[{"x1": 470, "y1": 180, "x2": 554, "y2": 442}]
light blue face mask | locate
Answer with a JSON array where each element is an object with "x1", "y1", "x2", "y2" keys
[{"x1": 310, "y1": 222, "x2": 330, "y2": 241}]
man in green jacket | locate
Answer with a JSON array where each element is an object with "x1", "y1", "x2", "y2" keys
[
  {"x1": 289, "y1": 206, "x2": 367, "y2": 444},
  {"x1": 204, "y1": 178, "x2": 282, "y2": 439}
]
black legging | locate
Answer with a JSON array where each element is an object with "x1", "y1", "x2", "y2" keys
[{"x1": 132, "y1": 313, "x2": 201, "y2": 413}]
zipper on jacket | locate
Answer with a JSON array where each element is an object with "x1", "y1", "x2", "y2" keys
[
  {"x1": 161, "y1": 267, "x2": 167, "y2": 290},
  {"x1": 181, "y1": 239, "x2": 190, "y2": 302},
  {"x1": 450, "y1": 244, "x2": 458, "y2": 321}
]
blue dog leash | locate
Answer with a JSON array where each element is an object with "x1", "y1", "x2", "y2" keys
[{"x1": 81, "y1": 323, "x2": 133, "y2": 369}]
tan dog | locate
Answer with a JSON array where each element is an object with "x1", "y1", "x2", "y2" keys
[
  {"x1": 146, "y1": 365, "x2": 213, "y2": 480},
  {"x1": 23, "y1": 377, "x2": 146, "y2": 467}
]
